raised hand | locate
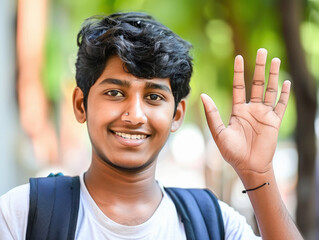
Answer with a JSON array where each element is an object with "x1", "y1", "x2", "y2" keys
[{"x1": 201, "y1": 48, "x2": 291, "y2": 175}]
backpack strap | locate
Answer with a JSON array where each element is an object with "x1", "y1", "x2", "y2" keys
[
  {"x1": 26, "y1": 175, "x2": 80, "y2": 240},
  {"x1": 165, "y1": 187, "x2": 225, "y2": 240}
]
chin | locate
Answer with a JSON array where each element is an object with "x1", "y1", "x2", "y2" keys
[{"x1": 101, "y1": 155, "x2": 157, "y2": 172}]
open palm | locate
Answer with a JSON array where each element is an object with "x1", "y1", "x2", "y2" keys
[{"x1": 202, "y1": 49, "x2": 290, "y2": 174}]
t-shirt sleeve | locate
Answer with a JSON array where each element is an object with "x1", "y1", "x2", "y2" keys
[
  {"x1": 0, "y1": 184, "x2": 30, "y2": 240},
  {"x1": 218, "y1": 200, "x2": 261, "y2": 240}
]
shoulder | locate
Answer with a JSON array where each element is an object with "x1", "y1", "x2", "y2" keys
[
  {"x1": 0, "y1": 184, "x2": 30, "y2": 213},
  {"x1": 218, "y1": 200, "x2": 261, "y2": 239},
  {"x1": 0, "y1": 184, "x2": 30, "y2": 239}
]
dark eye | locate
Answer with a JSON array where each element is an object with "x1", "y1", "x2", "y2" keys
[
  {"x1": 106, "y1": 90, "x2": 123, "y2": 97},
  {"x1": 146, "y1": 94, "x2": 162, "y2": 101}
]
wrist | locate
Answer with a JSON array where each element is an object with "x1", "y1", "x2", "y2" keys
[
  {"x1": 242, "y1": 182, "x2": 270, "y2": 194},
  {"x1": 235, "y1": 166, "x2": 275, "y2": 190}
]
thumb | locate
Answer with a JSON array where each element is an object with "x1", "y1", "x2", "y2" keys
[{"x1": 201, "y1": 93, "x2": 225, "y2": 140}]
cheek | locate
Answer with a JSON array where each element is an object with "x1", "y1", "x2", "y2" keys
[
  {"x1": 148, "y1": 107, "x2": 174, "y2": 133},
  {"x1": 88, "y1": 100, "x2": 121, "y2": 123}
]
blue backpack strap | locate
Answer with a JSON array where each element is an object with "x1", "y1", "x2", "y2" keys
[
  {"x1": 165, "y1": 187, "x2": 225, "y2": 240},
  {"x1": 26, "y1": 175, "x2": 80, "y2": 240}
]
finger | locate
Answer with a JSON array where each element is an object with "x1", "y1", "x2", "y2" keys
[
  {"x1": 274, "y1": 80, "x2": 291, "y2": 120},
  {"x1": 251, "y1": 48, "x2": 267, "y2": 103},
  {"x1": 233, "y1": 55, "x2": 246, "y2": 105},
  {"x1": 201, "y1": 93, "x2": 226, "y2": 140},
  {"x1": 264, "y1": 58, "x2": 280, "y2": 107}
]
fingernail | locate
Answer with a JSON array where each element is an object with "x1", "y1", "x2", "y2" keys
[
  {"x1": 272, "y1": 57, "x2": 281, "y2": 64},
  {"x1": 257, "y1": 48, "x2": 267, "y2": 63}
]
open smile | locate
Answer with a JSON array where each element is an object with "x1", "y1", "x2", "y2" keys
[
  {"x1": 114, "y1": 131, "x2": 148, "y2": 140},
  {"x1": 111, "y1": 130, "x2": 151, "y2": 147}
]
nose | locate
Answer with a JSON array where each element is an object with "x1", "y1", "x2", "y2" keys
[{"x1": 121, "y1": 95, "x2": 147, "y2": 125}]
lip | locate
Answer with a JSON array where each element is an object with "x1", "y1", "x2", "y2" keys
[{"x1": 111, "y1": 130, "x2": 150, "y2": 147}]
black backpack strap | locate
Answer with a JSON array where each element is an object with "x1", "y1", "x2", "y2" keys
[
  {"x1": 26, "y1": 175, "x2": 81, "y2": 240},
  {"x1": 165, "y1": 187, "x2": 225, "y2": 240}
]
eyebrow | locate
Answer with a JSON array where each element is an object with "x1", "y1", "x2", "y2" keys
[
  {"x1": 98, "y1": 78, "x2": 131, "y2": 87},
  {"x1": 99, "y1": 78, "x2": 171, "y2": 93},
  {"x1": 145, "y1": 82, "x2": 171, "y2": 93}
]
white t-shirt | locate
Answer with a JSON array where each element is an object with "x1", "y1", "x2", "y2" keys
[{"x1": 0, "y1": 175, "x2": 260, "y2": 240}]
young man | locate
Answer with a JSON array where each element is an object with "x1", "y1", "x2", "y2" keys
[{"x1": 0, "y1": 12, "x2": 303, "y2": 239}]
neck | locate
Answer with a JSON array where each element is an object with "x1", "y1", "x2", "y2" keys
[
  {"x1": 84, "y1": 155, "x2": 163, "y2": 225},
  {"x1": 84, "y1": 155, "x2": 161, "y2": 205}
]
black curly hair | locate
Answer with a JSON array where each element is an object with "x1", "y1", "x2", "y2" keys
[{"x1": 75, "y1": 12, "x2": 193, "y2": 111}]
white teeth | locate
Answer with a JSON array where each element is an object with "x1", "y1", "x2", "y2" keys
[{"x1": 115, "y1": 132, "x2": 147, "y2": 140}]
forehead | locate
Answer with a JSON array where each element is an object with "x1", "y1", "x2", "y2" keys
[{"x1": 95, "y1": 56, "x2": 171, "y2": 88}]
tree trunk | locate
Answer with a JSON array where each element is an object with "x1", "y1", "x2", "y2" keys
[{"x1": 278, "y1": 0, "x2": 317, "y2": 238}]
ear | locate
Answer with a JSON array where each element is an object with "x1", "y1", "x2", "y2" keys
[
  {"x1": 72, "y1": 87, "x2": 86, "y2": 123},
  {"x1": 171, "y1": 99, "x2": 186, "y2": 132}
]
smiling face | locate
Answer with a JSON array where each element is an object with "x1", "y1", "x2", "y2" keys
[{"x1": 73, "y1": 56, "x2": 186, "y2": 171}]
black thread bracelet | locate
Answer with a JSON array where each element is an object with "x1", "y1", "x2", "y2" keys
[{"x1": 242, "y1": 182, "x2": 270, "y2": 194}]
